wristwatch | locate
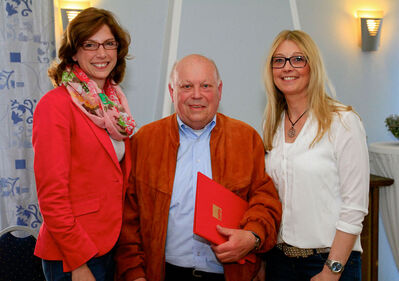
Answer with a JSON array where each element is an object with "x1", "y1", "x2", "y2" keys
[
  {"x1": 251, "y1": 231, "x2": 261, "y2": 252},
  {"x1": 325, "y1": 259, "x2": 344, "y2": 273}
]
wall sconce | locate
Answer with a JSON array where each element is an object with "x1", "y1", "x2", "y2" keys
[
  {"x1": 356, "y1": 10, "x2": 384, "y2": 51},
  {"x1": 59, "y1": 1, "x2": 91, "y2": 31},
  {"x1": 61, "y1": 9, "x2": 83, "y2": 30}
]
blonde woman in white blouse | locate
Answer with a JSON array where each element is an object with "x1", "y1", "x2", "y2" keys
[{"x1": 262, "y1": 30, "x2": 369, "y2": 281}]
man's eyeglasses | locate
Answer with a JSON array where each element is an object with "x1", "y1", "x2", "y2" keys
[
  {"x1": 81, "y1": 40, "x2": 119, "y2": 51},
  {"x1": 271, "y1": 56, "x2": 307, "y2": 69}
]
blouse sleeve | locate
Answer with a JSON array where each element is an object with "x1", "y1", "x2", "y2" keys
[{"x1": 333, "y1": 111, "x2": 369, "y2": 235}]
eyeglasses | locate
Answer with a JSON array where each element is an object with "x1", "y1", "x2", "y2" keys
[
  {"x1": 271, "y1": 56, "x2": 308, "y2": 69},
  {"x1": 81, "y1": 40, "x2": 119, "y2": 51}
]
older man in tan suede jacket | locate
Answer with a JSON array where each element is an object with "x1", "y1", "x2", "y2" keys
[{"x1": 115, "y1": 54, "x2": 282, "y2": 281}]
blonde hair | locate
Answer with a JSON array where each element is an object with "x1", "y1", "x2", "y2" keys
[{"x1": 262, "y1": 30, "x2": 352, "y2": 151}]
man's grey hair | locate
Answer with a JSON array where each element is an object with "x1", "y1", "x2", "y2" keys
[{"x1": 169, "y1": 54, "x2": 221, "y2": 88}]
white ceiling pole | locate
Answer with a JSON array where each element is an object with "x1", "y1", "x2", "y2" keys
[
  {"x1": 289, "y1": 0, "x2": 301, "y2": 30},
  {"x1": 161, "y1": 0, "x2": 182, "y2": 118}
]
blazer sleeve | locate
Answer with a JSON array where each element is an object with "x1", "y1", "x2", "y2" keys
[{"x1": 32, "y1": 89, "x2": 98, "y2": 271}]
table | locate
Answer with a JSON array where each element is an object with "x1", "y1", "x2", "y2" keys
[{"x1": 366, "y1": 142, "x2": 399, "y2": 281}]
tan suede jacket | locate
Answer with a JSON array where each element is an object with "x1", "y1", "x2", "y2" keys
[{"x1": 115, "y1": 113, "x2": 282, "y2": 281}]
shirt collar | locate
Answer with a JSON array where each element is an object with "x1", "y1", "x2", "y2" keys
[{"x1": 177, "y1": 115, "x2": 216, "y2": 138}]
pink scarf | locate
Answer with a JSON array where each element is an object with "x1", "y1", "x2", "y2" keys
[{"x1": 62, "y1": 64, "x2": 136, "y2": 140}]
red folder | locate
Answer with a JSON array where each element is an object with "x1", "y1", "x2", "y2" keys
[{"x1": 193, "y1": 172, "x2": 256, "y2": 263}]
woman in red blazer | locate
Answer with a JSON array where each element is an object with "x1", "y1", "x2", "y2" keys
[{"x1": 32, "y1": 8, "x2": 135, "y2": 281}]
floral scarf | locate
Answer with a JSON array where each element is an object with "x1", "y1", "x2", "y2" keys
[{"x1": 61, "y1": 64, "x2": 136, "y2": 140}]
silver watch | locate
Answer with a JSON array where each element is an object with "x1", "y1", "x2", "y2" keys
[
  {"x1": 251, "y1": 231, "x2": 261, "y2": 251},
  {"x1": 325, "y1": 259, "x2": 344, "y2": 273}
]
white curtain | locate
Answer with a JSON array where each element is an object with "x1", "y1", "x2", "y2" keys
[
  {"x1": 369, "y1": 145, "x2": 399, "y2": 271},
  {"x1": 0, "y1": 0, "x2": 55, "y2": 235}
]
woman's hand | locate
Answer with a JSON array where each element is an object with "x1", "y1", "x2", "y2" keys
[
  {"x1": 311, "y1": 230, "x2": 357, "y2": 281},
  {"x1": 71, "y1": 264, "x2": 96, "y2": 281},
  {"x1": 310, "y1": 266, "x2": 340, "y2": 281}
]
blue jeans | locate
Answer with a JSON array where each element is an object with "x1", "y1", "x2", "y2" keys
[
  {"x1": 265, "y1": 247, "x2": 361, "y2": 281},
  {"x1": 42, "y1": 251, "x2": 115, "y2": 281}
]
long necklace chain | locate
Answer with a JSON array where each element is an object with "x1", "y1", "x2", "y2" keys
[{"x1": 287, "y1": 109, "x2": 308, "y2": 138}]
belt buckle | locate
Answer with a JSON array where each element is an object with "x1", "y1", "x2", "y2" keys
[{"x1": 192, "y1": 269, "x2": 203, "y2": 278}]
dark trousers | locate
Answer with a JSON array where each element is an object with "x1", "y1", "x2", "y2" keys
[
  {"x1": 265, "y1": 247, "x2": 361, "y2": 281},
  {"x1": 42, "y1": 251, "x2": 114, "y2": 281},
  {"x1": 164, "y1": 262, "x2": 225, "y2": 281}
]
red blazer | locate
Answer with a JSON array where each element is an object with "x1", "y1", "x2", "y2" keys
[{"x1": 32, "y1": 86, "x2": 131, "y2": 272}]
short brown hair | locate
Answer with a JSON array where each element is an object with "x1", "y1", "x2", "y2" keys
[{"x1": 48, "y1": 7, "x2": 131, "y2": 86}]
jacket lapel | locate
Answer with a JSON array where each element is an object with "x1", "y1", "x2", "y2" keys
[
  {"x1": 88, "y1": 119, "x2": 121, "y2": 171},
  {"x1": 75, "y1": 105, "x2": 121, "y2": 171}
]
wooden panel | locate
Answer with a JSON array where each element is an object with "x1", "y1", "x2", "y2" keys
[{"x1": 361, "y1": 174, "x2": 394, "y2": 281}]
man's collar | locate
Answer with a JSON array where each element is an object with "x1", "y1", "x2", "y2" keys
[{"x1": 177, "y1": 115, "x2": 216, "y2": 136}]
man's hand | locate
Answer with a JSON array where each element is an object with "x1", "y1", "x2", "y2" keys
[
  {"x1": 134, "y1": 278, "x2": 146, "y2": 281},
  {"x1": 71, "y1": 263, "x2": 96, "y2": 281},
  {"x1": 211, "y1": 225, "x2": 256, "y2": 263}
]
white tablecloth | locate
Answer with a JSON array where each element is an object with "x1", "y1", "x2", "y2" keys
[{"x1": 369, "y1": 142, "x2": 399, "y2": 270}]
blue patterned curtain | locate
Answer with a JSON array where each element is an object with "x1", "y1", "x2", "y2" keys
[{"x1": 0, "y1": 0, "x2": 55, "y2": 235}]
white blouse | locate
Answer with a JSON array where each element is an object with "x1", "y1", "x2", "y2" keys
[
  {"x1": 265, "y1": 110, "x2": 369, "y2": 252},
  {"x1": 109, "y1": 136, "x2": 125, "y2": 162}
]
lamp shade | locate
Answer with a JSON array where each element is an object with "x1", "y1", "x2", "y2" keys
[{"x1": 357, "y1": 10, "x2": 384, "y2": 51}]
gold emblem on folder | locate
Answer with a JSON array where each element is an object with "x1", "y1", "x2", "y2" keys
[{"x1": 212, "y1": 204, "x2": 222, "y2": 221}]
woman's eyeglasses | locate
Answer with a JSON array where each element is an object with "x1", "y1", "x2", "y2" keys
[
  {"x1": 81, "y1": 40, "x2": 119, "y2": 51},
  {"x1": 271, "y1": 56, "x2": 307, "y2": 69}
]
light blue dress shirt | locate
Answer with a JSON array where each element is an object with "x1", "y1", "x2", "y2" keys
[{"x1": 165, "y1": 116, "x2": 223, "y2": 274}]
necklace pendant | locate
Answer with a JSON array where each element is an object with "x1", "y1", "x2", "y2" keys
[{"x1": 288, "y1": 127, "x2": 296, "y2": 138}]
